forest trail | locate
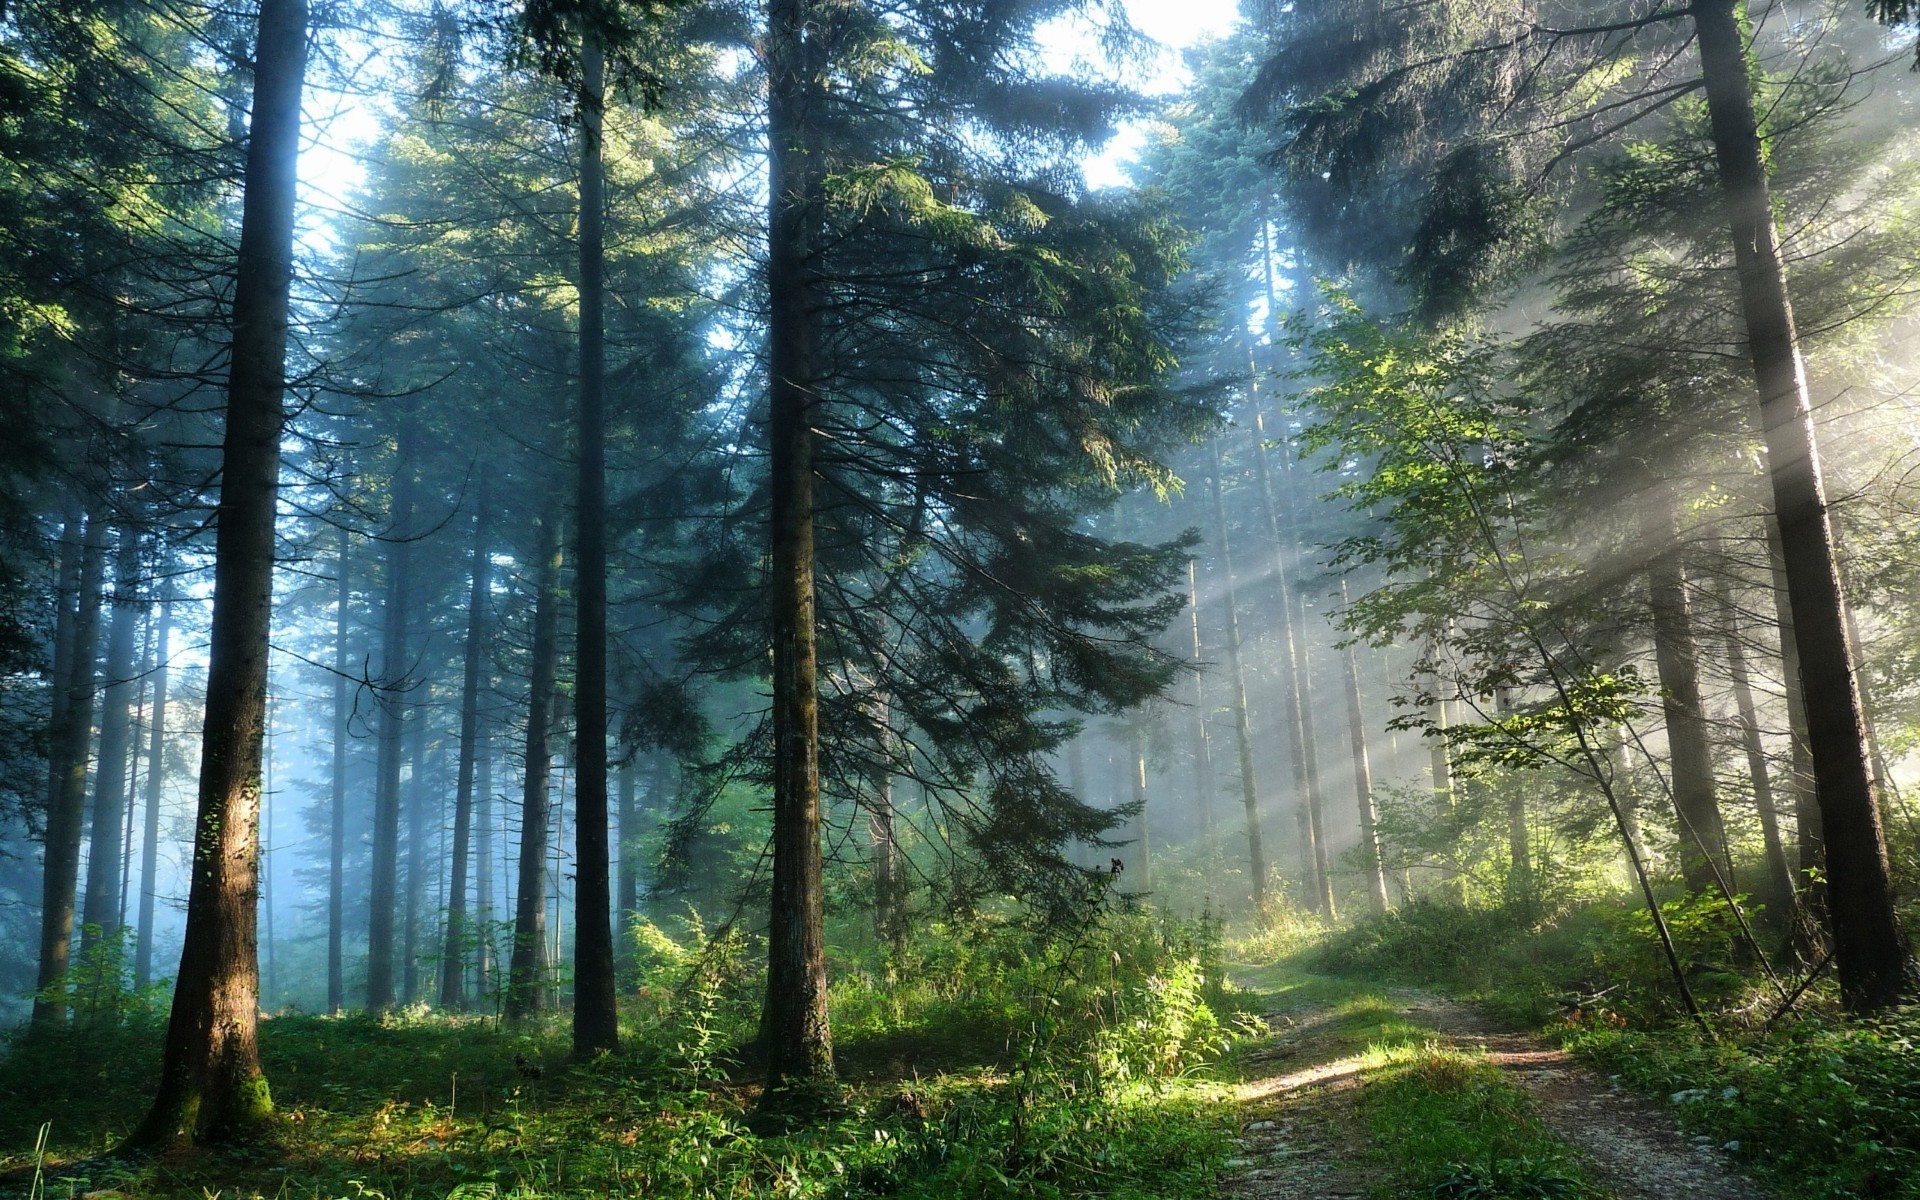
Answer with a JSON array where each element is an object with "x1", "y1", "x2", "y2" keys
[{"x1": 1221, "y1": 968, "x2": 1767, "y2": 1199}]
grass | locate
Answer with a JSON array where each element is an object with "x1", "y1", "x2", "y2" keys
[
  {"x1": 0, "y1": 909, "x2": 1245, "y2": 1199},
  {"x1": 1358, "y1": 1046, "x2": 1588, "y2": 1199},
  {"x1": 1312, "y1": 893, "x2": 1920, "y2": 1199},
  {"x1": 1224, "y1": 957, "x2": 1599, "y2": 1199}
]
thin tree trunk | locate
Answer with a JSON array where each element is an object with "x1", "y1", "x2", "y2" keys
[
  {"x1": 476, "y1": 746, "x2": 496, "y2": 1003},
  {"x1": 571, "y1": 38, "x2": 619, "y2": 1060},
  {"x1": 123, "y1": 0, "x2": 304, "y2": 1144},
  {"x1": 1297, "y1": 632, "x2": 1337, "y2": 918},
  {"x1": 367, "y1": 422, "x2": 417, "y2": 1014},
  {"x1": 119, "y1": 599, "x2": 151, "y2": 938},
  {"x1": 1129, "y1": 725, "x2": 1151, "y2": 892},
  {"x1": 1429, "y1": 691, "x2": 1466, "y2": 901},
  {"x1": 262, "y1": 697, "x2": 277, "y2": 1005},
  {"x1": 83, "y1": 529, "x2": 145, "y2": 949},
  {"x1": 441, "y1": 505, "x2": 491, "y2": 1011},
  {"x1": 328, "y1": 526, "x2": 349, "y2": 1014},
  {"x1": 1067, "y1": 737, "x2": 1089, "y2": 867},
  {"x1": 763, "y1": 0, "x2": 833, "y2": 1092},
  {"x1": 1498, "y1": 689, "x2": 1532, "y2": 902},
  {"x1": 1647, "y1": 512, "x2": 1729, "y2": 894},
  {"x1": 869, "y1": 765, "x2": 902, "y2": 950},
  {"x1": 34, "y1": 509, "x2": 108, "y2": 1028},
  {"x1": 616, "y1": 754, "x2": 637, "y2": 944},
  {"x1": 507, "y1": 511, "x2": 563, "y2": 1022},
  {"x1": 1340, "y1": 581, "x2": 1389, "y2": 914},
  {"x1": 135, "y1": 593, "x2": 172, "y2": 990},
  {"x1": 1693, "y1": 0, "x2": 1910, "y2": 1010},
  {"x1": 403, "y1": 692, "x2": 427, "y2": 1005},
  {"x1": 1268, "y1": 415, "x2": 1337, "y2": 917},
  {"x1": 1186, "y1": 559, "x2": 1215, "y2": 836},
  {"x1": 1245, "y1": 395, "x2": 1324, "y2": 913},
  {"x1": 1205, "y1": 438, "x2": 1267, "y2": 911},
  {"x1": 1706, "y1": 535, "x2": 1796, "y2": 917}
]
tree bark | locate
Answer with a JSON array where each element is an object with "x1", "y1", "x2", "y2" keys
[
  {"x1": 763, "y1": 0, "x2": 834, "y2": 1093},
  {"x1": 328, "y1": 525, "x2": 349, "y2": 1014},
  {"x1": 476, "y1": 746, "x2": 496, "y2": 1003},
  {"x1": 1297, "y1": 633, "x2": 1337, "y2": 918},
  {"x1": 1129, "y1": 725, "x2": 1152, "y2": 892},
  {"x1": 506, "y1": 510, "x2": 563, "y2": 1022},
  {"x1": 1646, "y1": 511, "x2": 1729, "y2": 894},
  {"x1": 1187, "y1": 558, "x2": 1215, "y2": 835},
  {"x1": 616, "y1": 753, "x2": 638, "y2": 945},
  {"x1": 1705, "y1": 535, "x2": 1796, "y2": 917},
  {"x1": 1340, "y1": 581, "x2": 1389, "y2": 914},
  {"x1": 82, "y1": 529, "x2": 145, "y2": 949},
  {"x1": 1205, "y1": 438, "x2": 1268, "y2": 911},
  {"x1": 571, "y1": 39, "x2": 619, "y2": 1058},
  {"x1": 1693, "y1": 0, "x2": 1909, "y2": 1009},
  {"x1": 1267, "y1": 415, "x2": 1337, "y2": 918},
  {"x1": 441, "y1": 505, "x2": 490, "y2": 1011},
  {"x1": 1764, "y1": 515, "x2": 1823, "y2": 920},
  {"x1": 34, "y1": 508, "x2": 108, "y2": 1028},
  {"x1": 135, "y1": 593, "x2": 172, "y2": 990},
  {"x1": 123, "y1": 0, "x2": 304, "y2": 1145},
  {"x1": 367, "y1": 422, "x2": 417, "y2": 1014},
  {"x1": 402, "y1": 685, "x2": 428, "y2": 1005}
]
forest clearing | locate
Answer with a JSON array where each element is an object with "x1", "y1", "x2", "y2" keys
[{"x1": 5, "y1": 0, "x2": 1920, "y2": 1194}]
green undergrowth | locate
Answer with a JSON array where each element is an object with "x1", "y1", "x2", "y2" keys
[
  {"x1": 1568, "y1": 1013, "x2": 1920, "y2": 1199},
  {"x1": 1314, "y1": 894, "x2": 1920, "y2": 1198},
  {"x1": 0, "y1": 904, "x2": 1246, "y2": 1198},
  {"x1": 1360, "y1": 1047, "x2": 1589, "y2": 1199}
]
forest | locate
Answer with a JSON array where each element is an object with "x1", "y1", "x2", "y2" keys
[{"x1": 4, "y1": 0, "x2": 1920, "y2": 1195}]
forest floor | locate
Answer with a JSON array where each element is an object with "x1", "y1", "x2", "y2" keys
[{"x1": 1219, "y1": 961, "x2": 1768, "y2": 1199}]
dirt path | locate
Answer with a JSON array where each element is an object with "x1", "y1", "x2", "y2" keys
[{"x1": 1223, "y1": 982, "x2": 1767, "y2": 1200}]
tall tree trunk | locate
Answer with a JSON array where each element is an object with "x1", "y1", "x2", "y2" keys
[
  {"x1": 1186, "y1": 559, "x2": 1215, "y2": 835},
  {"x1": 1646, "y1": 510, "x2": 1729, "y2": 894},
  {"x1": 869, "y1": 764, "x2": 902, "y2": 951},
  {"x1": 868, "y1": 681, "x2": 904, "y2": 952},
  {"x1": 1066, "y1": 737, "x2": 1089, "y2": 867},
  {"x1": 1340, "y1": 581, "x2": 1389, "y2": 913},
  {"x1": 506, "y1": 511, "x2": 563, "y2": 1021},
  {"x1": 1705, "y1": 535, "x2": 1796, "y2": 917},
  {"x1": 1429, "y1": 691, "x2": 1465, "y2": 901},
  {"x1": 1693, "y1": 0, "x2": 1910, "y2": 1010},
  {"x1": 1245, "y1": 395, "x2": 1326, "y2": 914},
  {"x1": 441, "y1": 505, "x2": 491, "y2": 1011},
  {"x1": 328, "y1": 526, "x2": 349, "y2": 1014},
  {"x1": 402, "y1": 693, "x2": 428, "y2": 1004},
  {"x1": 571, "y1": 40, "x2": 618, "y2": 1058},
  {"x1": 367, "y1": 423, "x2": 418, "y2": 1014},
  {"x1": 124, "y1": 0, "x2": 304, "y2": 1145},
  {"x1": 476, "y1": 746, "x2": 496, "y2": 1003},
  {"x1": 1297, "y1": 633, "x2": 1337, "y2": 918},
  {"x1": 261, "y1": 697, "x2": 277, "y2": 1005},
  {"x1": 616, "y1": 754, "x2": 638, "y2": 946},
  {"x1": 1205, "y1": 438, "x2": 1267, "y2": 911},
  {"x1": 1492, "y1": 688, "x2": 1532, "y2": 903},
  {"x1": 135, "y1": 593, "x2": 172, "y2": 990},
  {"x1": 34, "y1": 509, "x2": 108, "y2": 1028},
  {"x1": 1268, "y1": 414, "x2": 1337, "y2": 917},
  {"x1": 763, "y1": 0, "x2": 833, "y2": 1092},
  {"x1": 1129, "y1": 725, "x2": 1151, "y2": 892},
  {"x1": 83, "y1": 530, "x2": 145, "y2": 950}
]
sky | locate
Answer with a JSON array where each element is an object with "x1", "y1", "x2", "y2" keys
[{"x1": 1079, "y1": 0, "x2": 1242, "y2": 188}]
